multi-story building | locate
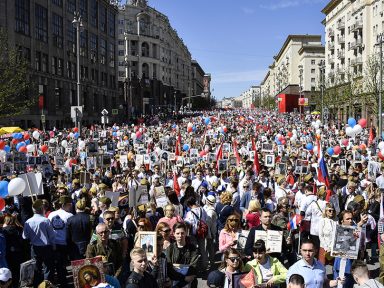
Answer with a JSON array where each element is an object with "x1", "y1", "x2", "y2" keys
[
  {"x1": 237, "y1": 86, "x2": 261, "y2": 108},
  {"x1": 0, "y1": 0, "x2": 119, "y2": 129},
  {"x1": 322, "y1": 0, "x2": 384, "y2": 122},
  {"x1": 259, "y1": 35, "x2": 325, "y2": 111},
  {"x1": 117, "y1": 0, "x2": 209, "y2": 115}
]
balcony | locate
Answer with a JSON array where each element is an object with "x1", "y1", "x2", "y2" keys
[
  {"x1": 328, "y1": 42, "x2": 335, "y2": 50},
  {"x1": 351, "y1": 20, "x2": 363, "y2": 31},
  {"x1": 328, "y1": 71, "x2": 335, "y2": 78},
  {"x1": 337, "y1": 21, "x2": 345, "y2": 30},
  {"x1": 351, "y1": 57, "x2": 363, "y2": 66},
  {"x1": 328, "y1": 56, "x2": 335, "y2": 64},
  {"x1": 337, "y1": 35, "x2": 345, "y2": 44},
  {"x1": 328, "y1": 29, "x2": 335, "y2": 37},
  {"x1": 355, "y1": 38, "x2": 363, "y2": 48},
  {"x1": 336, "y1": 67, "x2": 346, "y2": 75},
  {"x1": 337, "y1": 50, "x2": 345, "y2": 59}
]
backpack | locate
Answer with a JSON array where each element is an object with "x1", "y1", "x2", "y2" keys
[{"x1": 190, "y1": 208, "x2": 208, "y2": 239}]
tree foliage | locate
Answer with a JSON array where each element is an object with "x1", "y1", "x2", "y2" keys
[{"x1": 0, "y1": 29, "x2": 36, "y2": 117}]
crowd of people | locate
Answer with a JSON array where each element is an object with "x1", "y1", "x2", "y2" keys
[{"x1": 0, "y1": 109, "x2": 382, "y2": 288}]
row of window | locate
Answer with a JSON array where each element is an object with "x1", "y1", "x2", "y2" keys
[{"x1": 15, "y1": 0, "x2": 115, "y2": 39}]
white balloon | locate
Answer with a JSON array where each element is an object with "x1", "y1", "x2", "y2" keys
[
  {"x1": 316, "y1": 129, "x2": 321, "y2": 135},
  {"x1": 49, "y1": 138, "x2": 56, "y2": 144},
  {"x1": 32, "y1": 131, "x2": 40, "y2": 140},
  {"x1": 8, "y1": 178, "x2": 26, "y2": 196},
  {"x1": 26, "y1": 144, "x2": 35, "y2": 153},
  {"x1": 61, "y1": 140, "x2": 68, "y2": 148},
  {"x1": 353, "y1": 124, "x2": 362, "y2": 135},
  {"x1": 345, "y1": 127, "x2": 354, "y2": 137},
  {"x1": 313, "y1": 146, "x2": 319, "y2": 154},
  {"x1": 69, "y1": 132, "x2": 74, "y2": 138},
  {"x1": 292, "y1": 129, "x2": 297, "y2": 135},
  {"x1": 316, "y1": 119, "x2": 321, "y2": 125},
  {"x1": 378, "y1": 142, "x2": 384, "y2": 151},
  {"x1": 314, "y1": 124, "x2": 320, "y2": 130},
  {"x1": 78, "y1": 141, "x2": 86, "y2": 150},
  {"x1": 0, "y1": 150, "x2": 6, "y2": 158},
  {"x1": 311, "y1": 121, "x2": 316, "y2": 127}
]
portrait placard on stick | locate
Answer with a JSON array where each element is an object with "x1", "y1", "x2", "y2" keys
[{"x1": 331, "y1": 224, "x2": 360, "y2": 259}]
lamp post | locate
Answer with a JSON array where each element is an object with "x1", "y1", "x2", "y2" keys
[
  {"x1": 299, "y1": 65, "x2": 303, "y2": 114},
  {"x1": 124, "y1": 32, "x2": 131, "y2": 120},
  {"x1": 376, "y1": 33, "x2": 384, "y2": 140},
  {"x1": 319, "y1": 60, "x2": 326, "y2": 123},
  {"x1": 72, "y1": 12, "x2": 82, "y2": 131}
]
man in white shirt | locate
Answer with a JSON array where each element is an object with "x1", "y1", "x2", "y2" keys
[{"x1": 48, "y1": 196, "x2": 73, "y2": 288}]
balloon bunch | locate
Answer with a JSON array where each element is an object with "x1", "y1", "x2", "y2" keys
[
  {"x1": 0, "y1": 177, "x2": 26, "y2": 199},
  {"x1": 275, "y1": 134, "x2": 286, "y2": 145},
  {"x1": 345, "y1": 118, "x2": 366, "y2": 137}
]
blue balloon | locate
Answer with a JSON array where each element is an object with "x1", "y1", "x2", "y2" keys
[
  {"x1": 327, "y1": 147, "x2": 334, "y2": 156},
  {"x1": 16, "y1": 142, "x2": 25, "y2": 151},
  {"x1": 12, "y1": 133, "x2": 17, "y2": 139},
  {"x1": 172, "y1": 124, "x2": 177, "y2": 129},
  {"x1": 25, "y1": 139, "x2": 30, "y2": 145},
  {"x1": 204, "y1": 117, "x2": 210, "y2": 125},
  {"x1": 348, "y1": 118, "x2": 356, "y2": 128},
  {"x1": 15, "y1": 133, "x2": 22, "y2": 140},
  {"x1": 306, "y1": 143, "x2": 314, "y2": 150},
  {"x1": 0, "y1": 181, "x2": 8, "y2": 198},
  {"x1": 183, "y1": 144, "x2": 190, "y2": 151},
  {"x1": 219, "y1": 128, "x2": 224, "y2": 134},
  {"x1": 112, "y1": 132, "x2": 117, "y2": 137},
  {"x1": 74, "y1": 132, "x2": 79, "y2": 139},
  {"x1": 276, "y1": 140, "x2": 282, "y2": 145},
  {"x1": 192, "y1": 126, "x2": 197, "y2": 132},
  {"x1": 4, "y1": 145, "x2": 10, "y2": 153}
]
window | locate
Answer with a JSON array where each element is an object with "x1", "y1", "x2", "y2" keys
[
  {"x1": 41, "y1": 53, "x2": 48, "y2": 72},
  {"x1": 108, "y1": 43, "x2": 115, "y2": 67},
  {"x1": 80, "y1": 0, "x2": 88, "y2": 20},
  {"x1": 311, "y1": 78, "x2": 315, "y2": 83},
  {"x1": 90, "y1": 0, "x2": 98, "y2": 27},
  {"x1": 67, "y1": 0, "x2": 76, "y2": 13},
  {"x1": 311, "y1": 68, "x2": 315, "y2": 74},
  {"x1": 35, "y1": 4, "x2": 48, "y2": 42},
  {"x1": 99, "y1": 4, "x2": 106, "y2": 32},
  {"x1": 118, "y1": 50, "x2": 124, "y2": 56},
  {"x1": 108, "y1": 10, "x2": 115, "y2": 37},
  {"x1": 80, "y1": 29, "x2": 88, "y2": 57},
  {"x1": 15, "y1": 0, "x2": 30, "y2": 36},
  {"x1": 52, "y1": 13, "x2": 63, "y2": 48},
  {"x1": 58, "y1": 58, "x2": 63, "y2": 76},
  {"x1": 67, "y1": 20, "x2": 76, "y2": 51},
  {"x1": 52, "y1": 0, "x2": 62, "y2": 7},
  {"x1": 55, "y1": 87, "x2": 62, "y2": 109},
  {"x1": 311, "y1": 60, "x2": 315, "y2": 65},
  {"x1": 100, "y1": 38, "x2": 106, "y2": 64},
  {"x1": 118, "y1": 40, "x2": 124, "y2": 45},
  {"x1": 90, "y1": 33, "x2": 98, "y2": 59},
  {"x1": 35, "y1": 51, "x2": 41, "y2": 71},
  {"x1": 51, "y1": 56, "x2": 57, "y2": 74}
]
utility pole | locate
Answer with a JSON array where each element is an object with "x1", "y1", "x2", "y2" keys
[
  {"x1": 72, "y1": 12, "x2": 82, "y2": 132},
  {"x1": 299, "y1": 65, "x2": 303, "y2": 114},
  {"x1": 319, "y1": 60, "x2": 326, "y2": 123},
  {"x1": 377, "y1": 33, "x2": 383, "y2": 140}
]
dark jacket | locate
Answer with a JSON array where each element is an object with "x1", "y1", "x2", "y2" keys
[
  {"x1": 165, "y1": 242, "x2": 199, "y2": 276},
  {"x1": 67, "y1": 212, "x2": 92, "y2": 243},
  {"x1": 126, "y1": 271, "x2": 158, "y2": 288}
]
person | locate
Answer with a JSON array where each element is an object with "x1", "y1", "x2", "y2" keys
[
  {"x1": 67, "y1": 199, "x2": 92, "y2": 260},
  {"x1": 203, "y1": 194, "x2": 218, "y2": 268},
  {"x1": 47, "y1": 195, "x2": 73, "y2": 287},
  {"x1": 351, "y1": 260, "x2": 384, "y2": 288},
  {"x1": 22, "y1": 199, "x2": 55, "y2": 286},
  {"x1": 165, "y1": 222, "x2": 198, "y2": 288},
  {"x1": 243, "y1": 239, "x2": 287, "y2": 287},
  {"x1": 86, "y1": 223, "x2": 123, "y2": 277},
  {"x1": 142, "y1": 239, "x2": 154, "y2": 253},
  {"x1": 126, "y1": 248, "x2": 158, "y2": 288},
  {"x1": 286, "y1": 238, "x2": 342, "y2": 288},
  {"x1": 287, "y1": 274, "x2": 305, "y2": 288},
  {"x1": 207, "y1": 248, "x2": 243, "y2": 288},
  {"x1": 318, "y1": 202, "x2": 337, "y2": 265},
  {"x1": 215, "y1": 192, "x2": 235, "y2": 234},
  {"x1": 245, "y1": 199, "x2": 261, "y2": 229},
  {"x1": 244, "y1": 208, "x2": 286, "y2": 262},
  {"x1": 156, "y1": 204, "x2": 182, "y2": 237},
  {"x1": 0, "y1": 268, "x2": 12, "y2": 288},
  {"x1": 218, "y1": 213, "x2": 241, "y2": 252},
  {"x1": 155, "y1": 222, "x2": 172, "y2": 250}
]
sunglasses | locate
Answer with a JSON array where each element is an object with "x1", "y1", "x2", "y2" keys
[
  {"x1": 327, "y1": 209, "x2": 335, "y2": 212},
  {"x1": 228, "y1": 256, "x2": 240, "y2": 262},
  {"x1": 228, "y1": 219, "x2": 239, "y2": 222},
  {"x1": 105, "y1": 218, "x2": 115, "y2": 221}
]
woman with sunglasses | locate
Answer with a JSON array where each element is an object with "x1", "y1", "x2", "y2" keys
[
  {"x1": 155, "y1": 222, "x2": 173, "y2": 250},
  {"x1": 318, "y1": 202, "x2": 337, "y2": 265},
  {"x1": 244, "y1": 239, "x2": 287, "y2": 287},
  {"x1": 207, "y1": 248, "x2": 243, "y2": 288},
  {"x1": 219, "y1": 213, "x2": 241, "y2": 252}
]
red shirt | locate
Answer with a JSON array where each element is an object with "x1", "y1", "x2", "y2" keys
[{"x1": 246, "y1": 212, "x2": 260, "y2": 229}]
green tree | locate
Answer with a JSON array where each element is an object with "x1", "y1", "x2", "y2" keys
[{"x1": 0, "y1": 29, "x2": 36, "y2": 117}]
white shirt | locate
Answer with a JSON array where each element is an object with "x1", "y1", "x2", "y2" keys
[
  {"x1": 305, "y1": 199, "x2": 326, "y2": 236},
  {"x1": 48, "y1": 209, "x2": 73, "y2": 245}
]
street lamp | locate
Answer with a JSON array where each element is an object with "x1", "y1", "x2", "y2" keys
[
  {"x1": 376, "y1": 33, "x2": 384, "y2": 140},
  {"x1": 72, "y1": 12, "x2": 83, "y2": 131},
  {"x1": 299, "y1": 65, "x2": 303, "y2": 114},
  {"x1": 124, "y1": 31, "x2": 132, "y2": 120},
  {"x1": 318, "y1": 60, "x2": 326, "y2": 123}
]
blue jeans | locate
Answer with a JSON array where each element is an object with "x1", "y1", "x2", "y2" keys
[{"x1": 31, "y1": 245, "x2": 54, "y2": 286}]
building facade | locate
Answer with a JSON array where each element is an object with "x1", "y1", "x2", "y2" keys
[
  {"x1": 236, "y1": 86, "x2": 260, "y2": 108},
  {"x1": 0, "y1": 0, "x2": 119, "y2": 129},
  {"x1": 322, "y1": 0, "x2": 384, "y2": 123},
  {"x1": 259, "y1": 35, "x2": 325, "y2": 110},
  {"x1": 117, "y1": 0, "x2": 208, "y2": 116}
]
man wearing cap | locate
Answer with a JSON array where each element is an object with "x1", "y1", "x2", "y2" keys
[
  {"x1": 48, "y1": 195, "x2": 73, "y2": 287},
  {"x1": 22, "y1": 199, "x2": 55, "y2": 286},
  {"x1": 67, "y1": 199, "x2": 92, "y2": 260}
]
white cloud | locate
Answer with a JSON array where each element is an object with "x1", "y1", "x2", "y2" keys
[
  {"x1": 213, "y1": 69, "x2": 267, "y2": 84},
  {"x1": 241, "y1": 7, "x2": 255, "y2": 14},
  {"x1": 260, "y1": 0, "x2": 326, "y2": 10}
]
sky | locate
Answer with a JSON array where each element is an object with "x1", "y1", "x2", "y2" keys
[{"x1": 147, "y1": 0, "x2": 329, "y2": 100}]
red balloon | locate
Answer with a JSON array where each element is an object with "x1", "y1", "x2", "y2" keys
[
  {"x1": 73, "y1": 127, "x2": 79, "y2": 133},
  {"x1": 187, "y1": 126, "x2": 192, "y2": 133},
  {"x1": 359, "y1": 143, "x2": 366, "y2": 150},
  {"x1": 341, "y1": 139, "x2": 349, "y2": 146},
  {"x1": 136, "y1": 131, "x2": 142, "y2": 138},
  {"x1": 299, "y1": 98, "x2": 305, "y2": 105},
  {"x1": 223, "y1": 127, "x2": 228, "y2": 133},
  {"x1": 69, "y1": 158, "x2": 77, "y2": 165},
  {"x1": 278, "y1": 135, "x2": 284, "y2": 141},
  {"x1": 199, "y1": 150, "x2": 206, "y2": 157},
  {"x1": 23, "y1": 133, "x2": 30, "y2": 140},
  {"x1": 379, "y1": 151, "x2": 384, "y2": 160},
  {"x1": 0, "y1": 141, "x2": 5, "y2": 150},
  {"x1": 333, "y1": 145, "x2": 341, "y2": 155},
  {"x1": 0, "y1": 198, "x2": 5, "y2": 210},
  {"x1": 287, "y1": 132, "x2": 293, "y2": 138},
  {"x1": 19, "y1": 146, "x2": 27, "y2": 153},
  {"x1": 358, "y1": 118, "x2": 367, "y2": 128},
  {"x1": 41, "y1": 145, "x2": 48, "y2": 153},
  {"x1": 281, "y1": 139, "x2": 286, "y2": 145}
]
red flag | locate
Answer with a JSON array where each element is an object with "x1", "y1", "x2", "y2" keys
[
  {"x1": 173, "y1": 172, "x2": 180, "y2": 196},
  {"x1": 216, "y1": 142, "x2": 223, "y2": 170},
  {"x1": 251, "y1": 137, "x2": 260, "y2": 176},
  {"x1": 232, "y1": 139, "x2": 241, "y2": 166},
  {"x1": 368, "y1": 126, "x2": 375, "y2": 146},
  {"x1": 175, "y1": 132, "x2": 181, "y2": 156}
]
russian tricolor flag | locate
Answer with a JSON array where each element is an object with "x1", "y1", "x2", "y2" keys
[
  {"x1": 317, "y1": 139, "x2": 330, "y2": 188},
  {"x1": 287, "y1": 214, "x2": 301, "y2": 231}
]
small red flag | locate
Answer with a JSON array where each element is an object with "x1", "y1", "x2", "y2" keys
[
  {"x1": 251, "y1": 137, "x2": 260, "y2": 176},
  {"x1": 173, "y1": 172, "x2": 180, "y2": 196}
]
